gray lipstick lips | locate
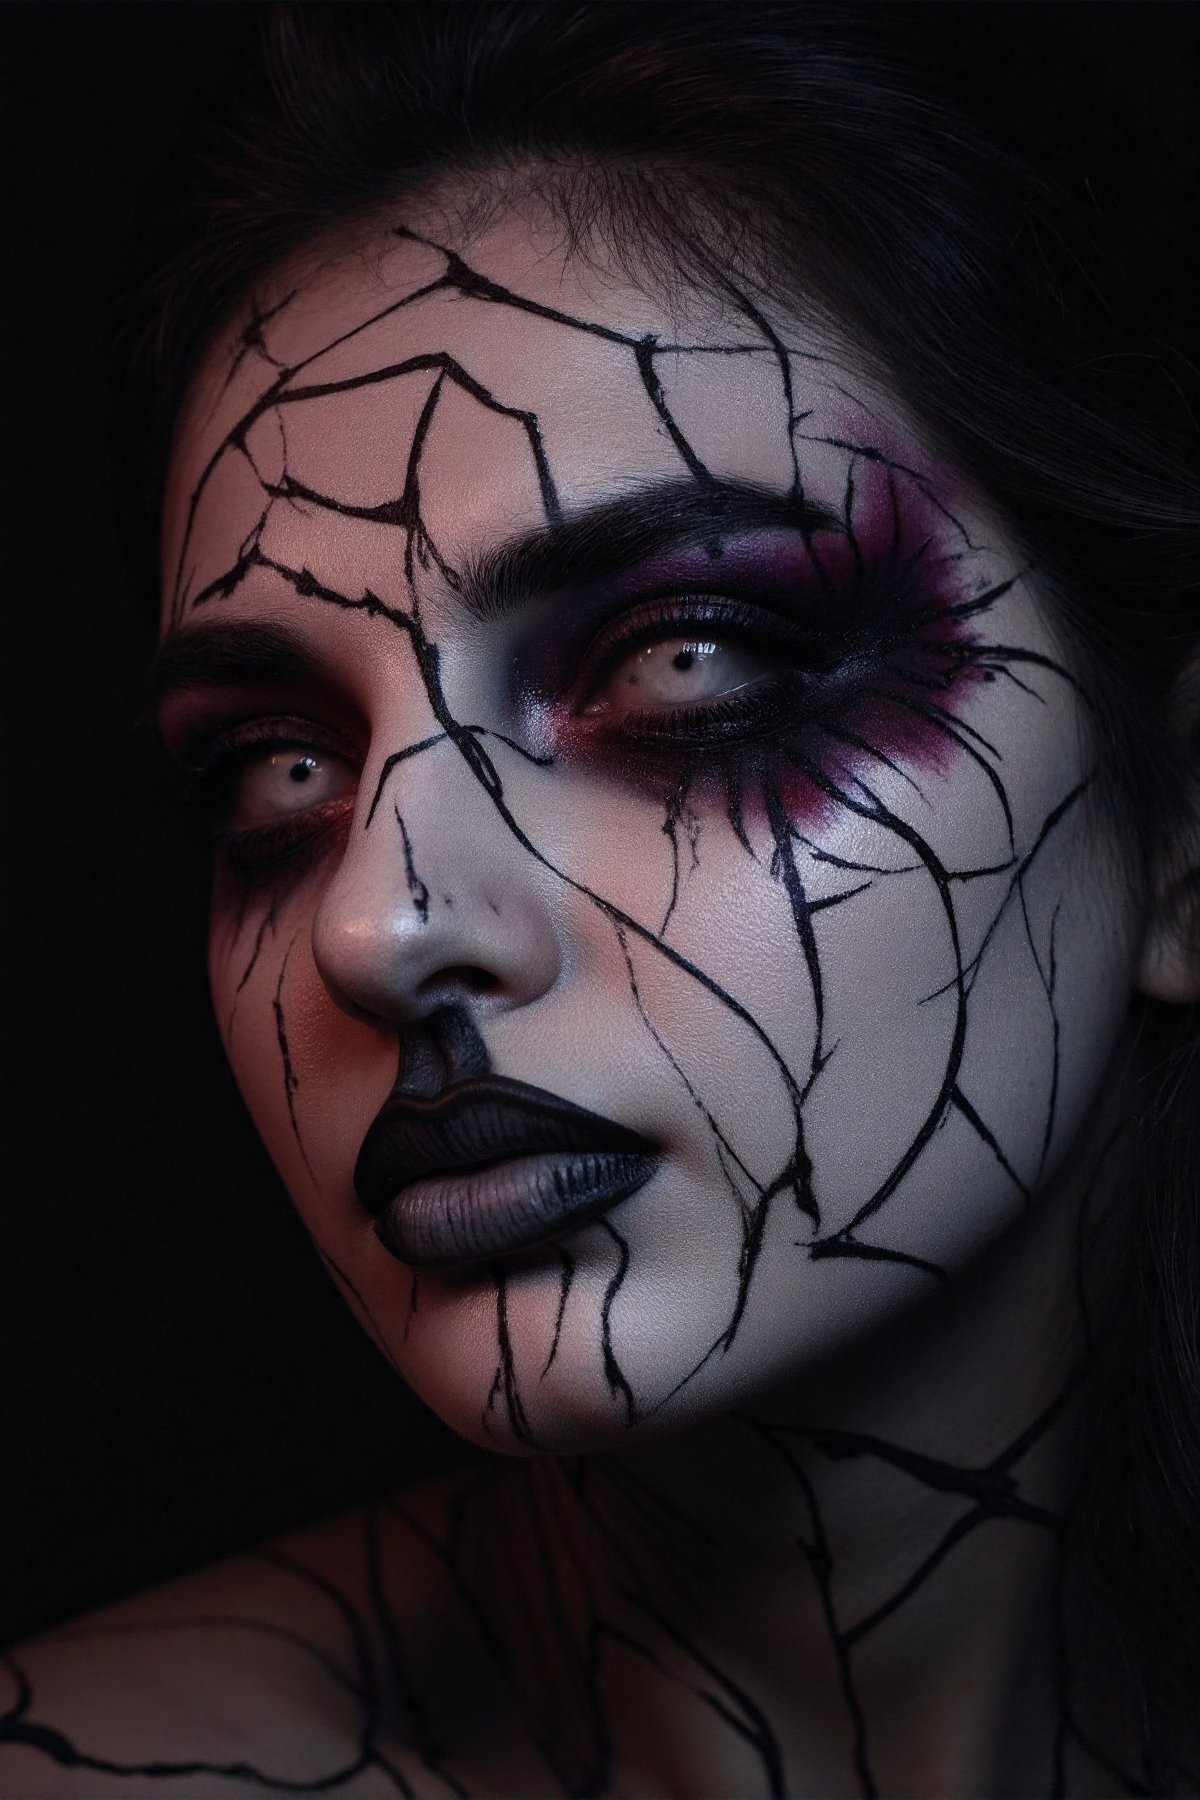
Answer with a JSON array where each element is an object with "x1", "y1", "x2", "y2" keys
[{"x1": 353, "y1": 1078, "x2": 659, "y2": 1266}]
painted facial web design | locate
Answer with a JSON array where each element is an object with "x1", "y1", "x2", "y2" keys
[{"x1": 0, "y1": 228, "x2": 1141, "y2": 1799}]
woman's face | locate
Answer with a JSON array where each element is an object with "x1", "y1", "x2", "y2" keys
[{"x1": 157, "y1": 209, "x2": 1140, "y2": 1452}]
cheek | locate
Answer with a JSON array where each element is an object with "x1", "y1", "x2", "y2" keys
[{"x1": 207, "y1": 885, "x2": 392, "y2": 1225}]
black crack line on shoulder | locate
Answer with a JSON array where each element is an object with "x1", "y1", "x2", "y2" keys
[{"x1": 0, "y1": 1619, "x2": 406, "y2": 1793}]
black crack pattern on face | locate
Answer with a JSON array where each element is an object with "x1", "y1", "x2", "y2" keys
[{"x1": 2, "y1": 230, "x2": 1136, "y2": 1795}]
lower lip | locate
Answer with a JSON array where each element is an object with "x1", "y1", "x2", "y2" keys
[{"x1": 374, "y1": 1149, "x2": 659, "y2": 1267}]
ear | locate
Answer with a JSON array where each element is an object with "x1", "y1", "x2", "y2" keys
[{"x1": 1137, "y1": 658, "x2": 1200, "y2": 1003}]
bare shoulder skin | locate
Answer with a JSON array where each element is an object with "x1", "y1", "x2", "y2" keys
[{"x1": 0, "y1": 1473, "x2": 548, "y2": 1799}]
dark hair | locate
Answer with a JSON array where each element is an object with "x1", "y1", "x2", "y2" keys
[{"x1": 118, "y1": 2, "x2": 1199, "y2": 1780}]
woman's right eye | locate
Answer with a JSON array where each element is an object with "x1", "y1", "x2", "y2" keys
[{"x1": 225, "y1": 745, "x2": 357, "y2": 831}]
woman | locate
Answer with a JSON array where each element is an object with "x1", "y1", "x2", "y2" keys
[{"x1": 2, "y1": 4, "x2": 1197, "y2": 1793}]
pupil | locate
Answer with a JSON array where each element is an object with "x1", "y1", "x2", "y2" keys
[
  {"x1": 289, "y1": 757, "x2": 316, "y2": 783},
  {"x1": 672, "y1": 649, "x2": 697, "y2": 672}
]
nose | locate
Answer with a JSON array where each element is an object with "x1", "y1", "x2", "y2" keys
[{"x1": 311, "y1": 737, "x2": 564, "y2": 1034}]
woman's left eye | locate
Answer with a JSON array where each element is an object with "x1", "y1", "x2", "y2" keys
[{"x1": 581, "y1": 634, "x2": 772, "y2": 716}]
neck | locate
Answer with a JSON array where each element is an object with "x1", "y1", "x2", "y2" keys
[{"x1": 510, "y1": 1118, "x2": 1131, "y2": 1799}]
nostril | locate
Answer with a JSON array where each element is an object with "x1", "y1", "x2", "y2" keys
[{"x1": 417, "y1": 965, "x2": 501, "y2": 1001}]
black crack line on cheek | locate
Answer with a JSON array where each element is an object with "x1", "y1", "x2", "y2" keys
[
  {"x1": 541, "y1": 1246, "x2": 577, "y2": 1379},
  {"x1": 487, "y1": 1265, "x2": 535, "y2": 1446},
  {"x1": 921, "y1": 779, "x2": 1091, "y2": 1009},
  {"x1": 881, "y1": 691, "x2": 1017, "y2": 849},
  {"x1": 821, "y1": 721, "x2": 933, "y2": 809},
  {"x1": 0, "y1": 1620, "x2": 409, "y2": 1793},
  {"x1": 1027, "y1": 890, "x2": 1063, "y2": 1183},
  {"x1": 394, "y1": 805, "x2": 430, "y2": 924},
  {"x1": 273, "y1": 934, "x2": 315, "y2": 1183},
  {"x1": 609, "y1": 922, "x2": 789, "y2": 1408},
  {"x1": 225, "y1": 893, "x2": 281, "y2": 1044},
  {"x1": 778, "y1": 763, "x2": 966, "y2": 1275},
  {"x1": 597, "y1": 1219, "x2": 638, "y2": 1426},
  {"x1": 764, "y1": 786, "x2": 834, "y2": 1099},
  {"x1": 949, "y1": 1085, "x2": 1033, "y2": 1207},
  {"x1": 318, "y1": 1246, "x2": 407, "y2": 1381},
  {"x1": 791, "y1": 831, "x2": 919, "y2": 879},
  {"x1": 656, "y1": 772, "x2": 699, "y2": 939}
]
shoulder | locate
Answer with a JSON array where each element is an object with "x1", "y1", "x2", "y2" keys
[{"x1": 0, "y1": 1481, "x2": 488, "y2": 1798}]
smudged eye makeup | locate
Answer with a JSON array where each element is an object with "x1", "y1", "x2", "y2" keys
[
  {"x1": 173, "y1": 715, "x2": 360, "y2": 884},
  {"x1": 541, "y1": 514, "x2": 991, "y2": 817},
  {"x1": 163, "y1": 484, "x2": 996, "y2": 887},
  {"x1": 574, "y1": 597, "x2": 823, "y2": 741}
]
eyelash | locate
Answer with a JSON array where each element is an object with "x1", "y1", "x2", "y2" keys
[
  {"x1": 183, "y1": 573, "x2": 973, "y2": 885},
  {"x1": 183, "y1": 718, "x2": 358, "y2": 886},
  {"x1": 563, "y1": 594, "x2": 879, "y2": 754}
]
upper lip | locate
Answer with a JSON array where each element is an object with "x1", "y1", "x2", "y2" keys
[{"x1": 353, "y1": 1075, "x2": 657, "y2": 1217}]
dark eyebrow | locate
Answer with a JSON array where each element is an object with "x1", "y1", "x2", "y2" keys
[
  {"x1": 151, "y1": 480, "x2": 841, "y2": 696},
  {"x1": 459, "y1": 478, "x2": 840, "y2": 623},
  {"x1": 150, "y1": 619, "x2": 326, "y2": 705}
]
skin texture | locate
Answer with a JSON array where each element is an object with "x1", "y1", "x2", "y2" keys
[{"x1": 0, "y1": 204, "x2": 1177, "y2": 1797}]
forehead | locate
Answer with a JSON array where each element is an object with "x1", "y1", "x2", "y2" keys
[{"x1": 161, "y1": 210, "x2": 914, "y2": 634}]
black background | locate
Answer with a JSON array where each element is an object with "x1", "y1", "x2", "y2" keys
[{"x1": 3, "y1": 2, "x2": 1198, "y2": 1649}]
